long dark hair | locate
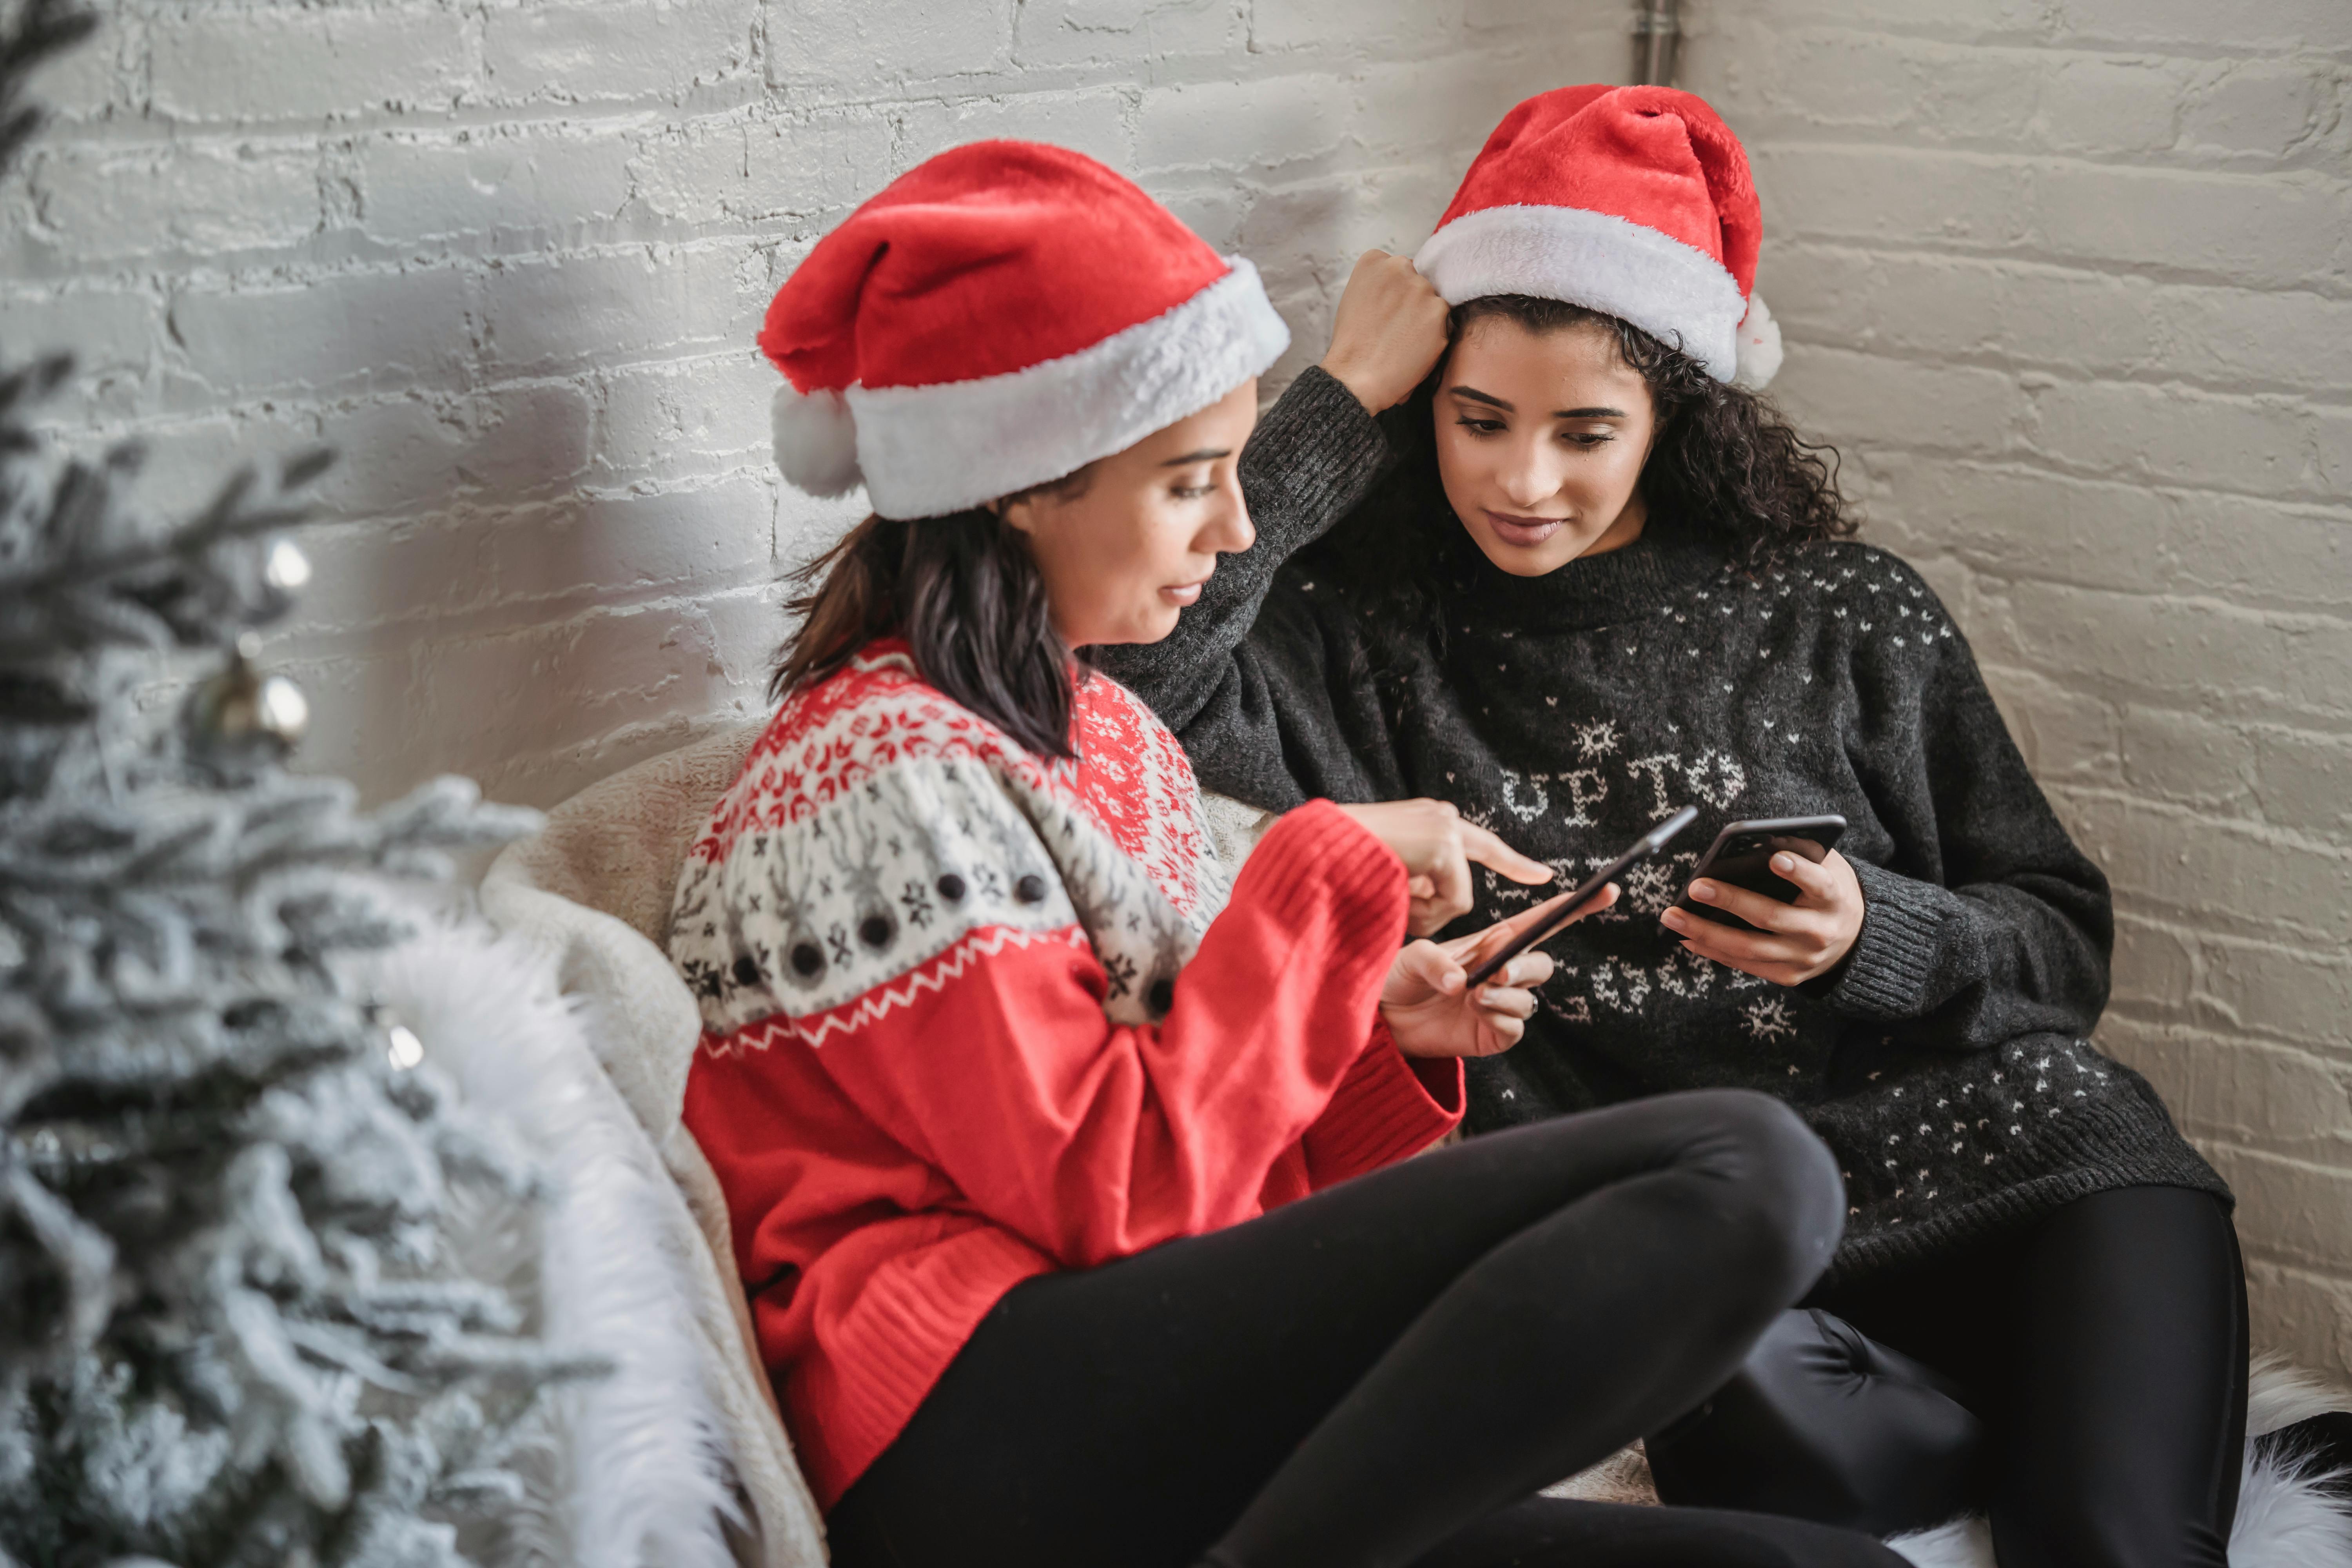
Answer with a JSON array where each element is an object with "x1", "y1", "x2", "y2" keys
[
  {"x1": 1310, "y1": 294, "x2": 1854, "y2": 653},
  {"x1": 770, "y1": 470, "x2": 1091, "y2": 758}
]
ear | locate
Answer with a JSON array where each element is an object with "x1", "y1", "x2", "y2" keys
[{"x1": 991, "y1": 492, "x2": 1040, "y2": 538}]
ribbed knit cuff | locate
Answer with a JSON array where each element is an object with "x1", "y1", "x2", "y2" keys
[
  {"x1": 1239, "y1": 365, "x2": 1393, "y2": 553},
  {"x1": 1236, "y1": 799, "x2": 1409, "y2": 957},
  {"x1": 818, "y1": 1223, "x2": 1054, "y2": 1507},
  {"x1": 1827, "y1": 858, "x2": 1950, "y2": 1021},
  {"x1": 1307, "y1": 1023, "x2": 1464, "y2": 1184}
]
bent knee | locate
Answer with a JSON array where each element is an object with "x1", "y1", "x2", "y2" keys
[{"x1": 1674, "y1": 1090, "x2": 1846, "y2": 1298}]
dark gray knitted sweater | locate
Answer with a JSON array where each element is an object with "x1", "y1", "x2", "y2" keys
[{"x1": 1093, "y1": 367, "x2": 2225, "y2": 1285}]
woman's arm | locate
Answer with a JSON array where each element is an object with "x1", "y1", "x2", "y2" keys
[
  {"x1": 1819, "y1": 628, "x2": 2113, "y2": 1049},
  {"x1": 1089, "y1": 254, "x2": 1447, "y2": 808},
  {"x1": 1296, "y1": 1025, "x2": 1465, "y2": 1189},
  {"x1": 799, "y1": 800, "x2": 1423, "y2": 1269},
  {"x1": 1660, "y1": 568, "x2": 2110, "y2": 1052}
]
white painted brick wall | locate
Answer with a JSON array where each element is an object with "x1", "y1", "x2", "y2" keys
[
  {"x1": 3, "y1": 0, "x2": 1622, "y2": 807},
  {"x1": 10, "y1": 1, "x2": 2348, "y2": 1375},
  {"x1": 1679, "y1": 0, "x2": 2352, "y2": 1377}
]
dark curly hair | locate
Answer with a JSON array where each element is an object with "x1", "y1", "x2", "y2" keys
[{"x1": 1305, "y1": 294, "x2": 1853, "y2": 659}]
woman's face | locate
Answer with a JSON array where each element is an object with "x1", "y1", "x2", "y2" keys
[
  {"x1": 1434, "y1": 316, "x2": 1657, "y2": 577},
  {"x1": 1000, "y1": 379, "x2": 1259, "y2": 648}
]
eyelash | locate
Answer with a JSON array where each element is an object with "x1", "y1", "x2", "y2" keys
[
  {"x1": 1170, "y1": 480, "x2": 1214, "y2": 499},
  {"x1": 1454, "y1": 416, "x2": 1612, "y2": 449}
]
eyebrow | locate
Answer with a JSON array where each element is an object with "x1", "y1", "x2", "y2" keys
[
  {"x1": 1448, "y1": 385, "x2": 1627, "y2": 419},
  {"x1": 1159, "y1": 447, "x2": 1231, "y2": 466}
]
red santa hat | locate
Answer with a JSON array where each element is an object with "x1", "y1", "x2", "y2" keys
[
  {"x1": 759, "y1": 141, "x2": 1290, "y2": 520},
  {"x1": 1414, "y1": 85, "x2": 1783, "y2": 389}
]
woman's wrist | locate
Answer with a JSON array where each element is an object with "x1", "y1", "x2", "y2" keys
[
  {"x1": 1318, "y1": 352, "x2": 1397, "y2": 416},
  {"x1": 1822, "y1": 858, "x2": 1949, "y2": 1020},
  {"x1": 1318, "y1": 250, "x2": 1450, "y2": 414}
]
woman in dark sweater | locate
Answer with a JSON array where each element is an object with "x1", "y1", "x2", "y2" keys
[{"x1": 1095, "y1": 85, "x2": 2245, "y2": 1566}]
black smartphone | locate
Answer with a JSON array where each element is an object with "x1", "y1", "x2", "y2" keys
[
  {"x1": 1462, "y1": 806, "x2": 1700, "y2": 989},
  {"x1": 1671, "y1": 815, "x2": 1848, "y2": 932}
]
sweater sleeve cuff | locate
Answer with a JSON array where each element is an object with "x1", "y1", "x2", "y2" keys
[
  {"x1": 1304, "y1": 1021, "x2": 1464, "y2": 1188},
  {"x1": 1236, "y1": 798, "x2": 1410, "y2": 946},
  {"x1": 1826, "y1": 858, "x2": 1950, "y2": 1021},
  {"x1": 1238, "y1": 365, "x2": 1394, "y2": 552}
]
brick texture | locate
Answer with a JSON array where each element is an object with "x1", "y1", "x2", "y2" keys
[
  {"x1": 2, "y1": 0, "x2": 1619, "y2": 808},
  {"x1": 1681, "y1": 0, "x2": 2352, "y2": 1378},
  {"x1": 8, "y1": 1, "x2": 2347, "y2": 1374}
]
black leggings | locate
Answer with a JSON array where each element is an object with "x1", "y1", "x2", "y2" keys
[
  {"x1": 1649, "y1": 1184, "x2": 2248, "y2": 1568},
  {"x1": 827, "y1": 1089, "x2": 1909, "y2": 1568}
]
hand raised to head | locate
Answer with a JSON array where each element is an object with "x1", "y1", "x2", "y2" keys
[{"x1": 1318, "y1": 250, "x2": 1451, "y2": 415}]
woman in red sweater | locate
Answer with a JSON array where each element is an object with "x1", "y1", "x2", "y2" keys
[{"x1": 671, "y1": 142, "x2": 1904, "y2": 1568}]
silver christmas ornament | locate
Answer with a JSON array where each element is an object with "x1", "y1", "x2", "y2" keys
[{"x1": 186, "y1": 632, "x2": 309, "y2": 762}]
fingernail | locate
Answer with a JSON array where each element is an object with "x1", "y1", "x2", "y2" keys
[
  {"x1": 1772, "y1": 853, "x2": 1794, "y2": 873},
  {"x1": 1691, "y1": 880, "x2": 1715, "y2": 900}
]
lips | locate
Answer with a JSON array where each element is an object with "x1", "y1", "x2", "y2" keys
[
  {"x1": 1161, "y1": 579, "x2": 1209, "y2": 606},
  {"x1": 1485, "y1": 510, "x2": 1566, "y2": 547}
]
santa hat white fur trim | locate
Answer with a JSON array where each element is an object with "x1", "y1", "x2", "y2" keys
[
  {"x1": 1415, "y1": 203, "x2": 1749, "y2": 382},
  {"x1": 780, "y1": 258, "x2": 1288, "y2": 520},
  {"x1": 771, "y1": 384, "x2": 863, "y2": 498},
  {"x1": 1731, "y1": 292, "x2": 1783, "y2": 391}
]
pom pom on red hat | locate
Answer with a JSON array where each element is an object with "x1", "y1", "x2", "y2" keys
[
  {"x1": 771, "y1": 385, "x2": 861, "y2": 499},
  {"x1": 1416, "y1": 85, "x2": 1780, "y2": 387},
  {"x1": 758, "y1": 141, "x2": 1289, "y2": 519}
]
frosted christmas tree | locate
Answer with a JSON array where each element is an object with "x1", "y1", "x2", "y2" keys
[{"x1": 0, "y1": 4, "x2": 583, "y2": 1562}]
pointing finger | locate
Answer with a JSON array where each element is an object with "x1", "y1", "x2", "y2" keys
[{"x1": 1459, "y1": 821, "x2": 1555, "y2": 886}]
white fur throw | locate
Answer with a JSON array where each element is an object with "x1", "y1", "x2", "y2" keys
[
  {"x1": 481, "y1": 720, "x2": 825, "y2": 1568},
  {"x1": 359, "y1": 921, "x2": 750, "y2": 1568},
  {"x1": 490, "y1": 722, "x2": 2352, "y2": 1568}
]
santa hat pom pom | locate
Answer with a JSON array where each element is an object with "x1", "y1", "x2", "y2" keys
[
  {"x1": 1730, "y1": 292, "x2": 1783, "y2": 391},
  {"x1": 771, "y1": 382, "x2": 863, "y2": 498}
]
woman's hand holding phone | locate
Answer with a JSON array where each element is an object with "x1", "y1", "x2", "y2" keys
[
  {"x1": 1381, "y1": 883, "x2": 1620, "y2": 1059},
  {"x1": 1336, "y1": 799, "x2": 1555, "y2": 936},
  {"x1": 1660, "y1": 849, "x2": 1865, "y2": 986}
]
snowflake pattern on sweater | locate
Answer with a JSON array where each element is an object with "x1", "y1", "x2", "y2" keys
[
  {"x1": 672, "y1": 643, "x2": 1227, "y2": 1046},
  {"x1": 1403, "y1": 541, "x2": 2221, "y2": 1270},
  {"x1": 1454, "y1": 554, "x2": 1955, "y2": 1038},
  {"x1": 1091, "y1": 366, "x2": 2228, "y2": 1283},
  {"x1": 665, "y1": 635, "x2": 1451, "y2": 1508}
]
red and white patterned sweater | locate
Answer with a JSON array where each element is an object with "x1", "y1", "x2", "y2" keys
[{"x1": 670, "y1": 640, "x2": 1463, "y2": 1506}]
